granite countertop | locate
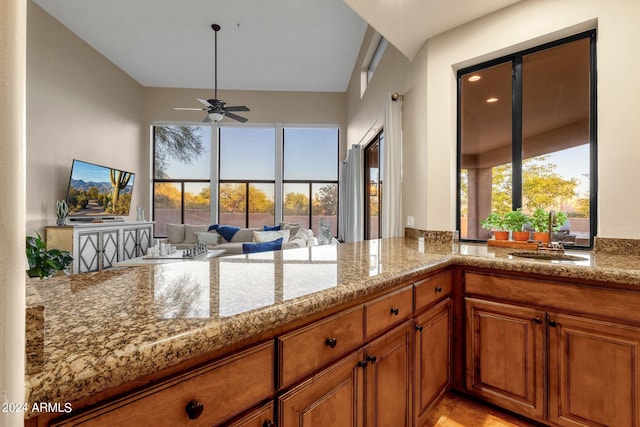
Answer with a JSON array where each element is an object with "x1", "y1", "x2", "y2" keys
[{"x1": 24, "y1": 237, "x2": 640, "y2": 417}]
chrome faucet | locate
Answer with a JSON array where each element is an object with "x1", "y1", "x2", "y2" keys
[{"x1": 540, "y1": 209, "x2": 564, "y2": 252}]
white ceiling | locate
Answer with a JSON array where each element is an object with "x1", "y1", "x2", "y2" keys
[{"x1": 32, "y1": 0, "x2": 522, "y2": 93}]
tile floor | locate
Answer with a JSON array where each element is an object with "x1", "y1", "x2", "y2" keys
[{"x1": 421, "y1": 392, "x2": 541, "y2": 427}]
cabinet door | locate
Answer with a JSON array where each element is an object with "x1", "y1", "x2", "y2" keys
[
  {"x1": 279, "y1": 350, "x2": 364, "y2": 427},
  {"x1": 100, "y1": 229, "x2": 119, "y2": 269},
  {"x1": 122, "y1": 228, "x2": 138, "y2": 260},
  {"x1": 136, "y1": 225, "x2": 152, "y2": 257},
  {"x1": 77, "y1": 231, "x2": 101, "y2": 272},
  {"x1": 365, "y1": 321, "x2": 412, "y2": 427},
  {"x1": 548, "y1": 312, "x2": 640, "y2": 427},
  {"x1": 465, "y1": 298, "x2": 545, "y2": 420},
  {"x1": 414, "y1": 298, "x2": 450, "y2": 426},
  {"x1": 228, "y1": 401, "x2": 275, "y2": 427}
]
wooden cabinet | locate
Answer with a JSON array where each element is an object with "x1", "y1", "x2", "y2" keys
[
  {"x1": 465, "y1": 298, "x2": 545, "y2": 420},
  {"x1": 365, "y1": 285, "x2": 413, "y2": 339},
  {"x1": 51, "y1": 342, "x2": 274, "y2": 427},
  {"x1": 278, "y1": 350, "x2": 365, "y2": 427},
  {"x1": 414, "y1": 298, "x2": 451, "y2": 427},
  {"x1": 548, "y1": 312, "x2": 640, "y2": 427},
  {"x1": 364, "y1": 321, "x2": 413, "y2": 427},
  {"x1": 228, "y1": 401, "x2": 276, "y2": 427},
  {"x1": 464, "y1": 271, "x2": 640, "y2": 426},
  {"x1": 46, "y1": 222, "x2": 153, "y2": 273}
]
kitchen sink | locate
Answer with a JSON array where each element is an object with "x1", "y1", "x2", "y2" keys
[{"x1": 509, "y1": 251, "x2": 588, "y2": 262}]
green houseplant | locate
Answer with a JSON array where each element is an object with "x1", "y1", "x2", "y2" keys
[
  {"x1": 56, "y1": 199, "x2": 68, "y2": 226},
  {"x1": 530, "y1": 208, "x2": 568, "y2": 243},
  {"x1": 481, "y1": 212, "x2": 508, "y2": 240},
  {"x1": 504, "y1": 208, "x2": 530, "y2": 241},
  {"x1": 26, "y1": 232, "x2": 73, "y2": 279}
]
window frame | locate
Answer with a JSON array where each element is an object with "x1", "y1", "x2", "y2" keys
[{"x1": 456, "y1": 29, "x2": 598, "y2": 248}]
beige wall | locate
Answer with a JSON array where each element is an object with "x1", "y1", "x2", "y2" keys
[
  {"x1": 346, "y1": 0, "x2": 640, "y2": 239},
  {"x1": 26, "y1": 1, "x2": 145, "y2": 232}
]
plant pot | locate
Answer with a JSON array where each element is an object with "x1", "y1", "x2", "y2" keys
[
  {"x1": 533, "y1": 231, "x2": 549, "y2": 244},
  {"x1": 493, "y1": 231, "x2": 509, "y2": 241},
  {"x1": 56, "y1": 217, "x2": 66, "y2": 226},
  {"x1": 512, "y1": 231, "x2": 530, "y2": 241}
]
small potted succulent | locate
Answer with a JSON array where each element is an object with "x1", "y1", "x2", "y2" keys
[
  {"x1": 56, "y1": 199, "x2": 68, "y2": 226},
  {"x1": 530, "y1": 208, "x2": 568, "y2": 243},
  {"x1": 504, "y1": 208, "x2": 530, "y2": 241},
  {"x1": 26, "y1": 232, "x2": 73, "y2": 279},
  {"x1": 481, "y1": 212, "x2": 508, "y2": 240}
]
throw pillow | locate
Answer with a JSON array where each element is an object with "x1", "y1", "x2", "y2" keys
[
  {"x1": 280, "y1": 222, "x2": 301, "y2": 237},
  {"x1": 184, "y1": 224, "x2": 209, "y2": 244},
  {"x1": 243, "y1": 238, "x2": 283, "y2": 254},
  {"x1": 196, "y1": 231, "x2": 219, "y2": 246},
  {"x1": 253, "y1": 229, "x2": 290, "y2": 243},
  {"x1": 165, "y1": 223, "x2": 185, "y2": 244},
  {"x1": 263, "y1": 224, "x2": 281, "y2": 231}
]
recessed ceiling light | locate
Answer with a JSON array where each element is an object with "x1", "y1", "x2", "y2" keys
[
  {"x1": 468, "y1": 75, "x2": 481, "y2": 82},
  {"x1": 486, "y1": 97, "x2": 498, "y2": 103}
]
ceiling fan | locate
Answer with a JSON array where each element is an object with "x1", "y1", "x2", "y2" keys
[{"x1": 174, "y1": 24, "x2": 250, "y2": 123}]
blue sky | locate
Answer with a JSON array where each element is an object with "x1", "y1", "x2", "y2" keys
[{"x1": 71, "y1": 159, "x2": 134, "y2": 183}]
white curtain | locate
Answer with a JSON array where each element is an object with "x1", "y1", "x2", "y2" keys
[
  {"x1": 382, "y1": 94, "x2": 403, "y2": 238},
  {"x1": 339, "y1": 145, "x2": 364, "y2": 242}
]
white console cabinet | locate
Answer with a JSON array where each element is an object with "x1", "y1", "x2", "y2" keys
[{"x1": 45, "y1": 221, "x2": 154, "y2": 273}]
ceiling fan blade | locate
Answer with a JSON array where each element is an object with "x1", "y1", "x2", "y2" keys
[
  {"x1": 225, "y1": 112, "x2": 248, "y2": 123},
  {"x1": 196, "y1": 98, "x2": 213, "y2": 107},
  {"x1": 174, "y1": 107, "x2": 207, "y2": 111},
  {"x1": 225, "y1": 105, "x2": 250, "y2": 112}
]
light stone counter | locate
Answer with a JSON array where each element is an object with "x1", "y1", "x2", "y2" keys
[{"x1": 24, "y1": 237, "x2": 640, "y2": 418}]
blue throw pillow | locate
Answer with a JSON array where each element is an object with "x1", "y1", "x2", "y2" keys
[
  {"x1": 243, "y1": 238, "x2": 283, "y2": 254},
  {"x1": 263, "y1": 224, "x2": 281, "y2": 231}
]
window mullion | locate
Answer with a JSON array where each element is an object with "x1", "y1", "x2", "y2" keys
[{"x1": 512, "y1": 57, "x2": 523, "y2": 210}]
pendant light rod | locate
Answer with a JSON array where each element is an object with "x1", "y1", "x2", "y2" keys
[{"x1": 211, "y1": 24, "x2": 220, "y2": 100}]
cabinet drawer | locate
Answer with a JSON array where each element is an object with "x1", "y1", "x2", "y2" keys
[
  {"x1": 52, "y1": 342, "x2": 274, "y2": 427},
  {"x1": 365, "y1": 285, "x2": 413, "y2": 339},
  {"x1": 414, "y1": 270, "x2": 452, "y2": 312},
  {"x1": 278, "y1": 306, "x2": 364, "y2": 388}
]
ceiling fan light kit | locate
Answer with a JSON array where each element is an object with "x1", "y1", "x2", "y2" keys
[{"x1": 173, "y1": 24, "x2": 250, "y2": 123}]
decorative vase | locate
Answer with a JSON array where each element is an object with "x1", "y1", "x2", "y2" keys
[
  {"x1": 317, "y1": 218, "x2": 332, "y2": 245},
  {"x1": 493, "y1": 230, "x2": 509, "y2": 240},
  {"x1": 56, "y1": 217, "x2": 65, "y2": 226},
  {"x1": 136, "y1": 206, "x2": 145, "y2": 222},
  {"x1": 512, "y1": 231, "x2": 530, "y2": 241}
]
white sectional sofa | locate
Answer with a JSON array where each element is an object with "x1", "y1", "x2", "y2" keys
[{"x1": 161, "y1": 223, "x2": 315, "y2": 255}]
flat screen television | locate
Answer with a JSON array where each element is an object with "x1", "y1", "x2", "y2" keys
[{"x1": 65, "y1": 159, "x2": 135, "y2": 220}]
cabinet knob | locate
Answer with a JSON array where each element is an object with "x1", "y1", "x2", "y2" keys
[
  {"x1": 357, "y1": 360, "x2": 368, "y2": 368},
  {"x1": 262, "y1": 420, "x2": 276, "y2": 427},
  {"x1": 366, "y1": 355, "x2": 377, "y2": 364},
  {"x1": 185, "y1": 400, "x2": 204, "y2": 420},
  {"x1": 534, "y1": 317, "x2": 543, "y2": 324},
  {"x1": 548, "y1": 319, "x2": 557, "y2": 327},
  {"x1": 415, "y1": 324, "x2": 424, "y2": 332},
  {"x1": 325, "y1": 337, "x2": 338, "y2": 348},
  {"x1": 435, "y1": 287, "x2": 442, "y2": 293},
  {"x1": 390, "y1": 307, "x2": 400, "y2": 316}
]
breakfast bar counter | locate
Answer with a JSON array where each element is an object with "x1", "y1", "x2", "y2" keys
[{"x1": 24, "y1": 236, "x2": 640, "y2": 421}]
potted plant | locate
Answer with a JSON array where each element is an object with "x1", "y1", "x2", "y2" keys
[
  {"x1": 530, "y1": 208, "x2": 568, "y2": 243},
  {"x1": 481, "y1": 212, "x2": 508, "y2": 240},
  {"x1": 504, "y1": 208, "x2": 530, "y2": 241},
  {"x1": 26, "y1": 232, "x2": 73, "y2": 279},
  {"x1": 56, "y1": 199, "x2": 68, "y2": 226}
]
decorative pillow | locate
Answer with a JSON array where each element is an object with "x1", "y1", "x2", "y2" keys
[
  {"x1": 208, "y1": 224, "x2": 241, "y2": 242},
  {"x1": 243, "y1": 238, "x2": 283, "y2": 254},
  {"x1": 280, "y1": 222, "x2": 301, "y2": 237},
  {"x1": 165, "y1": 223, "x2": 185, "y2": 244},
  {"x1": 196, "y1": 231, "x2": 219, "y2": 246},
  {"x1": 184, "y1": 224, "x2": 209, "y2": 244},
  {"x1": 263, "y1": 224, "x2": 281, "y2": 231},
  {"x1": 253, "y1": 229, "x2": 290, "y2": 243}
]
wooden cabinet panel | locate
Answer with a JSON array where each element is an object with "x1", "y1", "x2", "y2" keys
[
  {"x1": 414, "y1": 298, "x2": 451, "y2": 427},
  {"x1": 548, "y1": 313, "x2": 640, "y2": 427},
  {"x1": 278, "y1": 306, "x2": 364, "y2": 388},
  {"x1": 465, "y1": 298, "x2": 545, "y2": 420},
  {"x1": 365, "y1": 285, "x2": 413, "y2": 339},
  {"x1": 228, "y1": 401, "x2": 275, "y2": 427},
  {"x1": 414, "y1": 270, "x2": 452, "y2": 312},
  {"x1": 364, "y1": 321, "x2": 412, "y2": 427},
  {"x1": 51, "y1": 342, "x2": 274, "y2": 427},
  {"x1": 278, "y1": 350, "x2": 364, "y2": 427}
]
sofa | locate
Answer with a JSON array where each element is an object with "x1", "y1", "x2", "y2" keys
[{"x1": 161, "y1": 223, "x2": 315, "y2": 255}]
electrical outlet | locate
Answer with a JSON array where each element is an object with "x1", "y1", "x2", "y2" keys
[{"x1": 407, "y1": 216, "x2": 414, "y2": 227}]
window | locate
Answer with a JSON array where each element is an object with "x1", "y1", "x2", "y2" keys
[
  {"x1": 153, "y1": 125, "x2": 211, "y2": 237},
  {"x1": 457, "y1": 31, "x2": 596, "y2": 248},
  {"x1": 360, "y1": 33, "x2": 388, "y2": 97},
  {"x1": 364, "y1": 131, "x2": 383, "y2": 240},
  {"x1": 219, "y1": 127, "x2": 276, "y2": 228},
  {"x1": 283, "y1": 127, "x2": 339, "y2": 237}
]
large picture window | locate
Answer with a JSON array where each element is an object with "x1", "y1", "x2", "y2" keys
[{"x1": 457, "y1": 31, "x2": 597, "y2": 248}]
